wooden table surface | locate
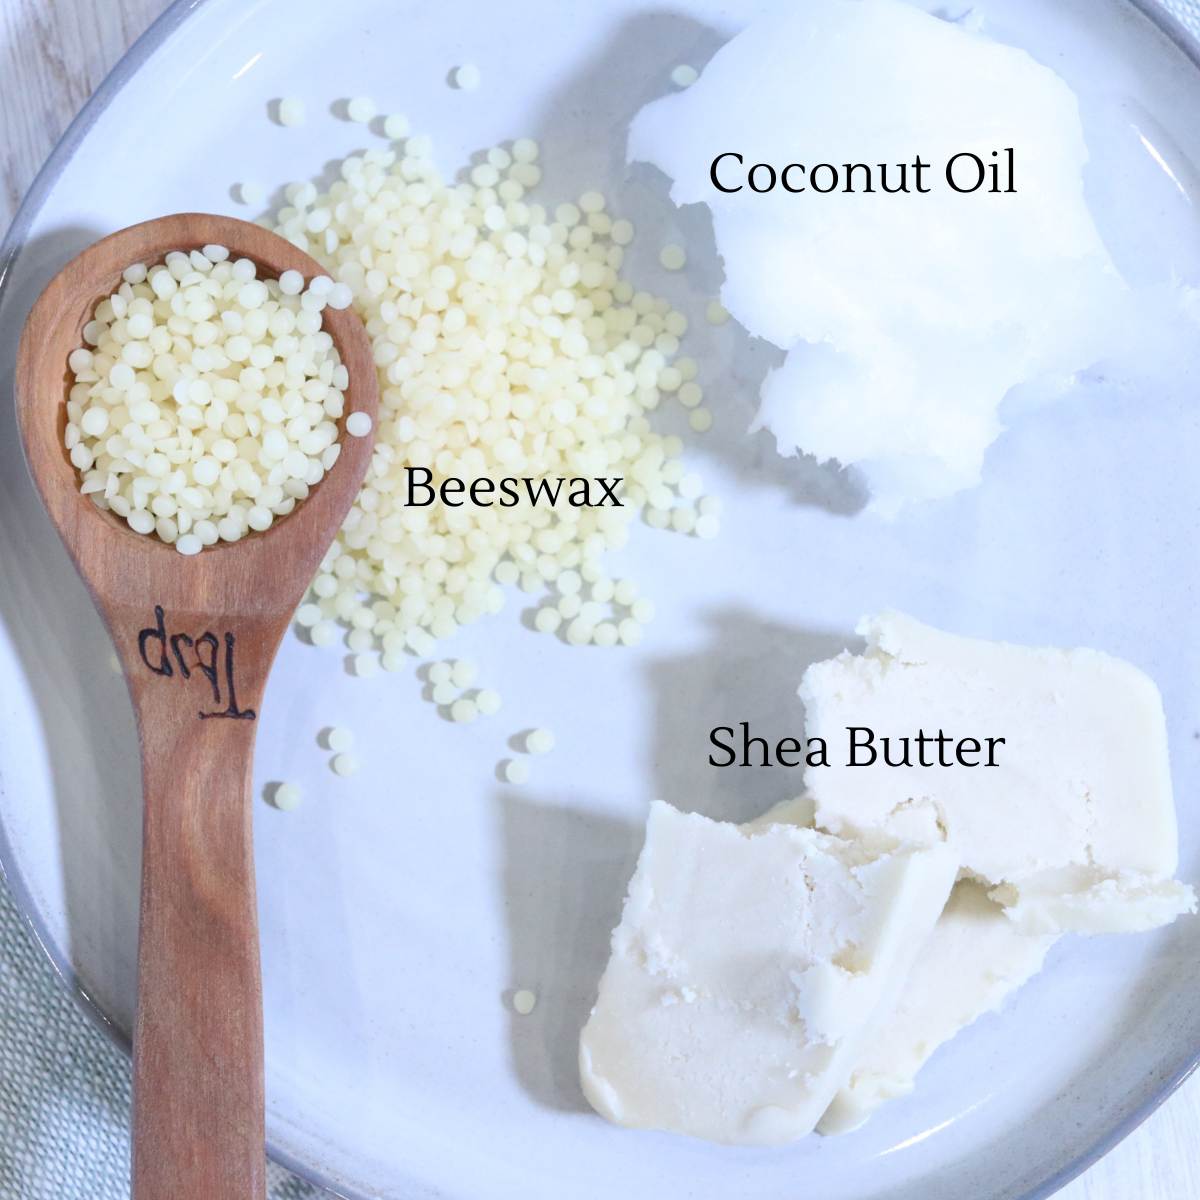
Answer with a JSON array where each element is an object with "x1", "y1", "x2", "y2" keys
[{"x1": 2, "y1": 0, "x2": 1197, "y2": 1197}]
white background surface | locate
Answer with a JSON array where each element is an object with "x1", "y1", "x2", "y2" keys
[{"x1": 1, "y1": 0, "x2": 1198, "y2": 1197}]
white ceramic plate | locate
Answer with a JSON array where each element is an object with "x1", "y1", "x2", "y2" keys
[{"x1": 2, "y1": 1, "x2": 1200, "y2": 1197}]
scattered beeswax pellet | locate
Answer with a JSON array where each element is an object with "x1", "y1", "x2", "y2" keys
[
  {"x1": 503, "y1": 759, "x2": 530, "y2": 785},
  {"x1": 668, "y1": 509, "x2": 694, "y2": 537},
  {"x1": 331, "y1": 753, "x2": 359, "y2": 777},
  {"x1": 618, "y1": 619, "x2": 643, "y2": 646},
  {"x1": 534, "y1": 607, "x2": 562, "y2": 634},
  {"x1": 659, "y1": 244, "x2": 687, "y2": 271},
  {"x1": 273, "y1": 783, "x2": 301, "y2": 811},
  {"x1": 310, "y1": 622, "x2": 337, "y2": 647},
  {"x1": 451, "y1": 659, "x2": 477, "y2": 688},
  {"x1": 527, "y1": 728, "x2": 555, "y2": 755},
  {"x1": 590, "y1": 578, "x2": 615, "y2": 603},
  {"x1": 453, "y1": 64, "x2": 482, "y2": 91},
  {"x1": 383, "y1": 113, "x2": 410, "y2": 139},
  {"x1": 631, "y1": 598, "x2": 656, "y2": 624},
  {"x1": 326, "y1": 727, "x2": 354, "y2": 752},
  {"x1": 278, "y1": 97, "x2": 306, "y2": 127},
  {"x1": 610, "y1": 219, "x2": 634, "y2": 245}
]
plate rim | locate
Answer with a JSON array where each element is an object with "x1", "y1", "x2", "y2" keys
[{"x1": 0, "y1": 1, "x2": 1197, "y2": 1197}]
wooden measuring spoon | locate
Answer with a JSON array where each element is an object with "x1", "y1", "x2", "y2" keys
[{"x1": 15, "y1": 213, "x2": 378, "y2": 1199}]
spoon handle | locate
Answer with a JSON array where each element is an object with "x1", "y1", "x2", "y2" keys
[{"x1": 129, "y1": 656, "x2": 268, "y2": 1199}]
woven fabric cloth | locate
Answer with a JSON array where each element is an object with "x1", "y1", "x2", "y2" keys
[
  {"x1": 0, "y1": 883, "x2": 316, "y2": 1198},
  {"x1": 0, "y1": 1, "x2": 1196, "y2": 1196},
  {"x1": 1163, "y1": 0, "x2": 1200, "y2": 32}
]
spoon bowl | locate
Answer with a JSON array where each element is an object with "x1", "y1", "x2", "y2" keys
[
  {"x1": 15, "y1": 212, "x2": 378, "y2": 1200},
  {"x1": 17, "y1": 212, "x2": 377, "y2": 607}
]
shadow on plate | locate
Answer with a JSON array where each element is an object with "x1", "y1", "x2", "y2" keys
[
  {"x1": 0, "y1": 224, "x2": 142, "y2": 1038},
  {"x1": 499, "y1": 791, "x2": 640, "y2": 1113},
  {"x1": 644, "y1": 607, "x2": 855, "y2": 823},
  {"x1": 524, "y1": 8, "x2": 868, "y2": 518}
]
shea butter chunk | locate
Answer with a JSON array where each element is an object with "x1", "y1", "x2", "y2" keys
[
  {"x1": 748, "y1": 797, "x2": 1056, "y2": 1133},
  {"x1": 802, "y1": 613, "x2": 1196, "y2": 932},
  {"x1": 579, "y1": 801, "x2": 957, "y2": 1145},
  {"x1": 821, "y1": 880, "x2": 1056, "y2": 1132}
]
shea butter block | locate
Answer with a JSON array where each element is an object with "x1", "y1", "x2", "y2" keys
[
  {"x1": 749, "y1": 801, "x2": 1059, "y2": 1133},
  {"x1": 578, "y1": 801, "x2": 957, "y2": 1145},
  {"x1": 819, "y1": 880, "x2": 1057, "y2": 1133},
  {"x1": 802, "y1": 613, "x2": 1196, "y2": 932}
]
